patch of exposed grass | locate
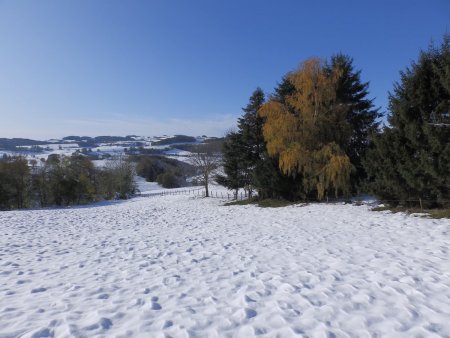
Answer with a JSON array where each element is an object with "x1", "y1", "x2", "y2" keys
[
  {"x1": 371, "y1": 206, "x2": 450, "y2": 219},
  {"x1": 371, "y1": 206, "x2": 392, "y2": 212},
  {"x1": 372, "y1": 206, "x2": 422, "y2": 213},
  {"x1": 257, "y1": 199, "x2": 295, "y2": 208},
  {"x1": 429, "y1": 209, "x2": 450, "y2": 219},
  {"x1": 224, "y1": 198, "x2": 296, "y2": 208},
  {"x1": 224, "y1": 198, "x2": 257, "y2": 207}
]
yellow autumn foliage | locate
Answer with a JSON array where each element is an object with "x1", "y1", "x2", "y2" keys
[
  {"x1": 287, "y1": 58, "x2": 338, "y2": 124},
  {"x1": 259, "y1": 57, "x2": 353, "y2": 200}
]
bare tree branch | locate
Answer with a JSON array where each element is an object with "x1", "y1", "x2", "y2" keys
[{"x1": 189, "y1": 144, "x2": 221, "y2": 197}]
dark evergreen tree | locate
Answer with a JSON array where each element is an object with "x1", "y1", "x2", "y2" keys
[
  {"x1": 364, "y1": 35, "x2": 450, "y2": 207},
  {"x1": 218, "y1": 88, "x2": 266, "y2": 198},
  {"x1": 327, "y1": 54, "x2": 380, "y2": 190},
  {"x1": 221, "y1": 77, "x2": 320, "y2": 201},
  {"x1": 216, "y1": 131, "x2": 245, "y2": 198},
  {"x1": 273, "y1": 75, "x2": 296, "y2": 104},
  {"x1": 239, "y1": 88, "x2": 265, "y2": 163},
  {"x1": 238, "y1": 88, "x2": 266, "y2": 197},
  {"x1": 253, "y1": 154, "x2": 300, "y2": 200}
]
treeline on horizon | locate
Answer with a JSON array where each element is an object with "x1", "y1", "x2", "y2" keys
[
  {"x1": 218, "y1": 35, "x2": 449, "y2": 208},
  {"x1": 0, "y1": 154, "x2": 135, "y2": 210}
]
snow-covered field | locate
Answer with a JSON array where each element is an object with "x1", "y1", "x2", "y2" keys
[
  {"x1": 0, "y1": 196, "x2": 449, "y2": 338},
  {"x1": 134, "y1": 176, "x2": 166, "y2": 195}
]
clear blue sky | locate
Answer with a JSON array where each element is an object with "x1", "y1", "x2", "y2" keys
[{"x1": 0, "y1": 0, "x2": 448, "y2": 139}]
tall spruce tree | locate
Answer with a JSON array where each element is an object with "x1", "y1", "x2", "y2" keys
[
  {"x1": 238, "y1": 88, "x2": 265, "y2": 197},
  {"x1": 216, "y1": 131, "x2": 245, "y2": 198},
  {"x1": 327, "y1": 54, "x2": 380, "y2": 190},
  {"x1": 364, "y1": 35, "x2": 450, "y2": 207},
  {"x1": 218, "y1": 88, "x2": 266, "y2": 198}
]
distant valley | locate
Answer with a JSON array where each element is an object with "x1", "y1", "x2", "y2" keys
[{"x1": 0, "y1": 135, "x2": 223, "y2": 163}]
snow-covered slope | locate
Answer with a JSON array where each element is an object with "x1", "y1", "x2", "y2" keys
[{"x1": 0, "y1": 196, "x2": 449, "y2": 337}]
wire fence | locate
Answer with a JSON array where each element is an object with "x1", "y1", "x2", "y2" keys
[
  {"x1": 205, "y1": 190, "x2": 250, "y2": 200},
  {"x1": 138, "y1": 188, "x2": 203, "y2": 198},
  {"x1": 138, "y1": 188, "x2": 250, "y2": 201}
]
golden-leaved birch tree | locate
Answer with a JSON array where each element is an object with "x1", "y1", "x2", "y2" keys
[{"x1": 259, "y1": 58, "x2": 353, "y2": 200}]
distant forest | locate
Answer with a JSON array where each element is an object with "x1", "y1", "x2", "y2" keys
[
  {"x1": 0, "y1": 155, "x2": 136, "y2": 209},
  {"x1": 0, "y1": 149, "x2": 203, "y2": 210},
  {"x1": 151, "y1": 135, "x2": 197, "y2": 146},
  {"x1": 0, "y1": 138, "x2": 48, "y2": 150},
  {"x1": 0, "y1": 134, "x2": 202, "y2": 151}
]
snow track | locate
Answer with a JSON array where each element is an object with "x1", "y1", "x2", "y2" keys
[{"x1": 0, "y1": 196, "x2": 449, "y2": 337}]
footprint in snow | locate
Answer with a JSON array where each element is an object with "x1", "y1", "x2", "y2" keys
[
  {"x1": 163, "y1": 275, "x2": 181, "y2": 287},
  {"x1": 99, "y1": 318, "x2": 113, "y2": 330},
  {"x1": 244, "y1": 295, "x2": 256, "y2": 303},
  {"x1": 31, "y1": 287, "x2": 47, "y2": 293},
  {"x1": 30, "y1": 327, "x2": 54, "y2": 338},
  {"x1": 151, "y1": 302, "x2": 162, "y2": 310},
  {"x1": 85, "y1": 318, "x2": 113, "y2": 331},
  {"x1": 163, "y1": 320, "x2": 173, "y2": 329},
  {"x1": 245, "y1": 308, "x2": 257, "y2": 319},
  {"x1": 17, "y1": 279, "x2": 31, "y2": 284},
  {"x1": 151, "y1": 296, "x2": 162, "y2": 310}
]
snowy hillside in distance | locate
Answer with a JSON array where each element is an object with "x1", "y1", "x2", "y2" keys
[
  {"x1": 1, "y1": 195, "x2": 449, "y2": 337},
  {"x1": 0, "y1": 135, "x2": 213, "y2": 163}
]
